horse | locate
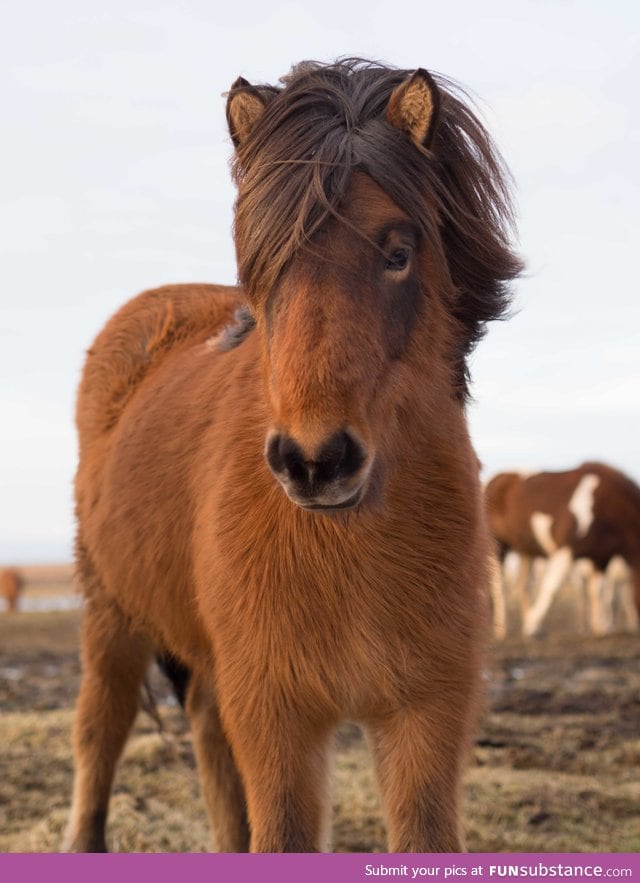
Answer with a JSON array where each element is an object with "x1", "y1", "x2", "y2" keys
[
  {"x1": 0, "y1": 567, "x2": 23, "y2": 613},
  {"x1": 485, "y1": 463, "x2": 640, "y2": 637},
  {"x1": 64, "y1": 58, "x2": 522, "y2": 853}
]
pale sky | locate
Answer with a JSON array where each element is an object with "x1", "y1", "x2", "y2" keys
[{"x1": 1, "y1": 0, "x2": 639, "y2": 561}]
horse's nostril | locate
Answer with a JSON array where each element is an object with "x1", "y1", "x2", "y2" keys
[
  {"x1": 316, "y1": 430, "x2": 366, "y2": 482},
  {"x1": 266, "y1": 434, "x2": 307, "y2": 483},
  {"x1": 265, "y1": 434, "x2": 284, "y2": 475}
]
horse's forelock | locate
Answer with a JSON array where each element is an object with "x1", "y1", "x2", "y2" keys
[{"x1": 232, "y1": 63, "x2": 427, "y2": 292}]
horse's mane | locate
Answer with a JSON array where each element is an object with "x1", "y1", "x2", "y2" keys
[{"x1": 230, "y1": 58, "x2": 523, "y2": 394}]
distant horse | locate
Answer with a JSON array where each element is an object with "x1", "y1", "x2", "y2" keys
[
  {"x1": 486, "y1": 463, "x2": 640, "y2": 637},
  {"x1": 0, "y1": 567, "x2": 23, "y2": 613},
  {"x1": 65, "y1": 59, "x2": 521, "y2": 853}
]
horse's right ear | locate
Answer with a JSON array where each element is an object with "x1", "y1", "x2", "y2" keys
[{"x1": 226, "y1": 77, "x2": 271, "y2": 148}]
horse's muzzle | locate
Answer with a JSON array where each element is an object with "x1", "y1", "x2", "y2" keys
[{"x1": 265, "y1": 429, "x2": 370, "y2": 511}]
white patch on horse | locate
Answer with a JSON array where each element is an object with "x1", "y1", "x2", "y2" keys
[
  {"x1": 523, "y1": 546, "x2": 573, "y2": 636},
  {"x1": 530, "y1": 512, "x2": 557, "y2": 555},
  {"x1": 568, "y1": 473, "x2": 600, "y2": 538}
]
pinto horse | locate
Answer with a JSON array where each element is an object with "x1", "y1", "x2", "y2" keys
[
  {"x1": 486, "y1": 463, "x2": 640, "y2": 637},
  {"x1": 65, "y1": 59, "x2": 522, "y2": 853}
]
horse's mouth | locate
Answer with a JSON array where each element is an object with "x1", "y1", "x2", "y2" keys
[{"x1": 296, "y1": 487, "x2": 363, "y2": 512}]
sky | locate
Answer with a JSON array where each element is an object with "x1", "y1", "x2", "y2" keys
[{"x1": 1, "y1": 0, "x2": 639, "y2": 562}]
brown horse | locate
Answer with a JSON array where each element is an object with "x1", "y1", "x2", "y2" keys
[
  {"x1": 65, "y1": 59, "x2": 522, "y2": 853},
  {"x1": 486, "y1": 463, "x2": 640, "y2": 636},
  {"x1": 1, "y1": 567, "x2": 23, "y2": 613}
]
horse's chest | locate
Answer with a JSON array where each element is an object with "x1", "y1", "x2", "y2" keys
[{"x1": 207, "y1": 545, "x2": 447, "y2": 714}]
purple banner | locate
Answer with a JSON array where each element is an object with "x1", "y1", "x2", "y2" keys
[{"x1": 0, "y1": 854, "x2": 638, "y2": 883}]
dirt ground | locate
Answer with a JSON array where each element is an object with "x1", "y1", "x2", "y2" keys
[{"x1": 1, "y1": 608, "x2": 639, "y2": 853}]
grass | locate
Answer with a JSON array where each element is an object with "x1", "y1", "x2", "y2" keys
[{"x1": 1, "y1": 610, "x2": 639, "y2": 852}]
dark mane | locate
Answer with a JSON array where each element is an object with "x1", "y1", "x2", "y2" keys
[{"x1": 230, "y1": 58, "x2": 523, "y2": 395}]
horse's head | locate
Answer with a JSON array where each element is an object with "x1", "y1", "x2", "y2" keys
[
  {"x1": 257, "y1": 171, "x2": 424, "y2": 512},
  {"x1": 226, "y1": 60, "x2": 522, "y2": 512}
]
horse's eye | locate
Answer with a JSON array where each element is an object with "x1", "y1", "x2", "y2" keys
[{"x1": 385, "y1": 248, "x2": 411, "y2": 273}]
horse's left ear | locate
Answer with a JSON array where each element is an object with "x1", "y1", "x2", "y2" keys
[
  {"x1": 226, "y1": 76, "x2": 272, "y2": 148},
  {"x1": 386, "y1": 69, "x2": 440, "y2": 148}
]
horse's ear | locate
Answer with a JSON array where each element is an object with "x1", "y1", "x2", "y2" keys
[
  {"x1": 386, "y1": 69, "x2": 440, "y2": 148},
  {"x1": 226, "y1": 77, "x2": 271, "y2": 148}
]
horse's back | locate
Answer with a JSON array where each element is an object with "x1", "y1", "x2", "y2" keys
[
  {"x1": 77, "y1": 283, "x2": 241, "y2": 447},
  {"x1": 74, "y1": 283, "x2": 242, "y2": 660}
]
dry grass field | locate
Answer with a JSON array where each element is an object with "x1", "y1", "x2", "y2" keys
[{"x1": 1, "y1": 590, "x2": 639, "y2": 853}]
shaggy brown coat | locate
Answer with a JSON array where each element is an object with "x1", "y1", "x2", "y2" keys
[{"x1": 65, "y1": 59, "x2": 521, "y2": 853}]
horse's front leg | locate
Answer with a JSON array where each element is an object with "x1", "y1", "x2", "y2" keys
[
  {"x1": 366, "y1": 701, "x2": 474, "y2": 852},
  {"x1": 185, "y1": 673, "x2": 249, "y2": 852},
  {"x1": 221, "y1": 699, "x2": 333, "y2": 852}
]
